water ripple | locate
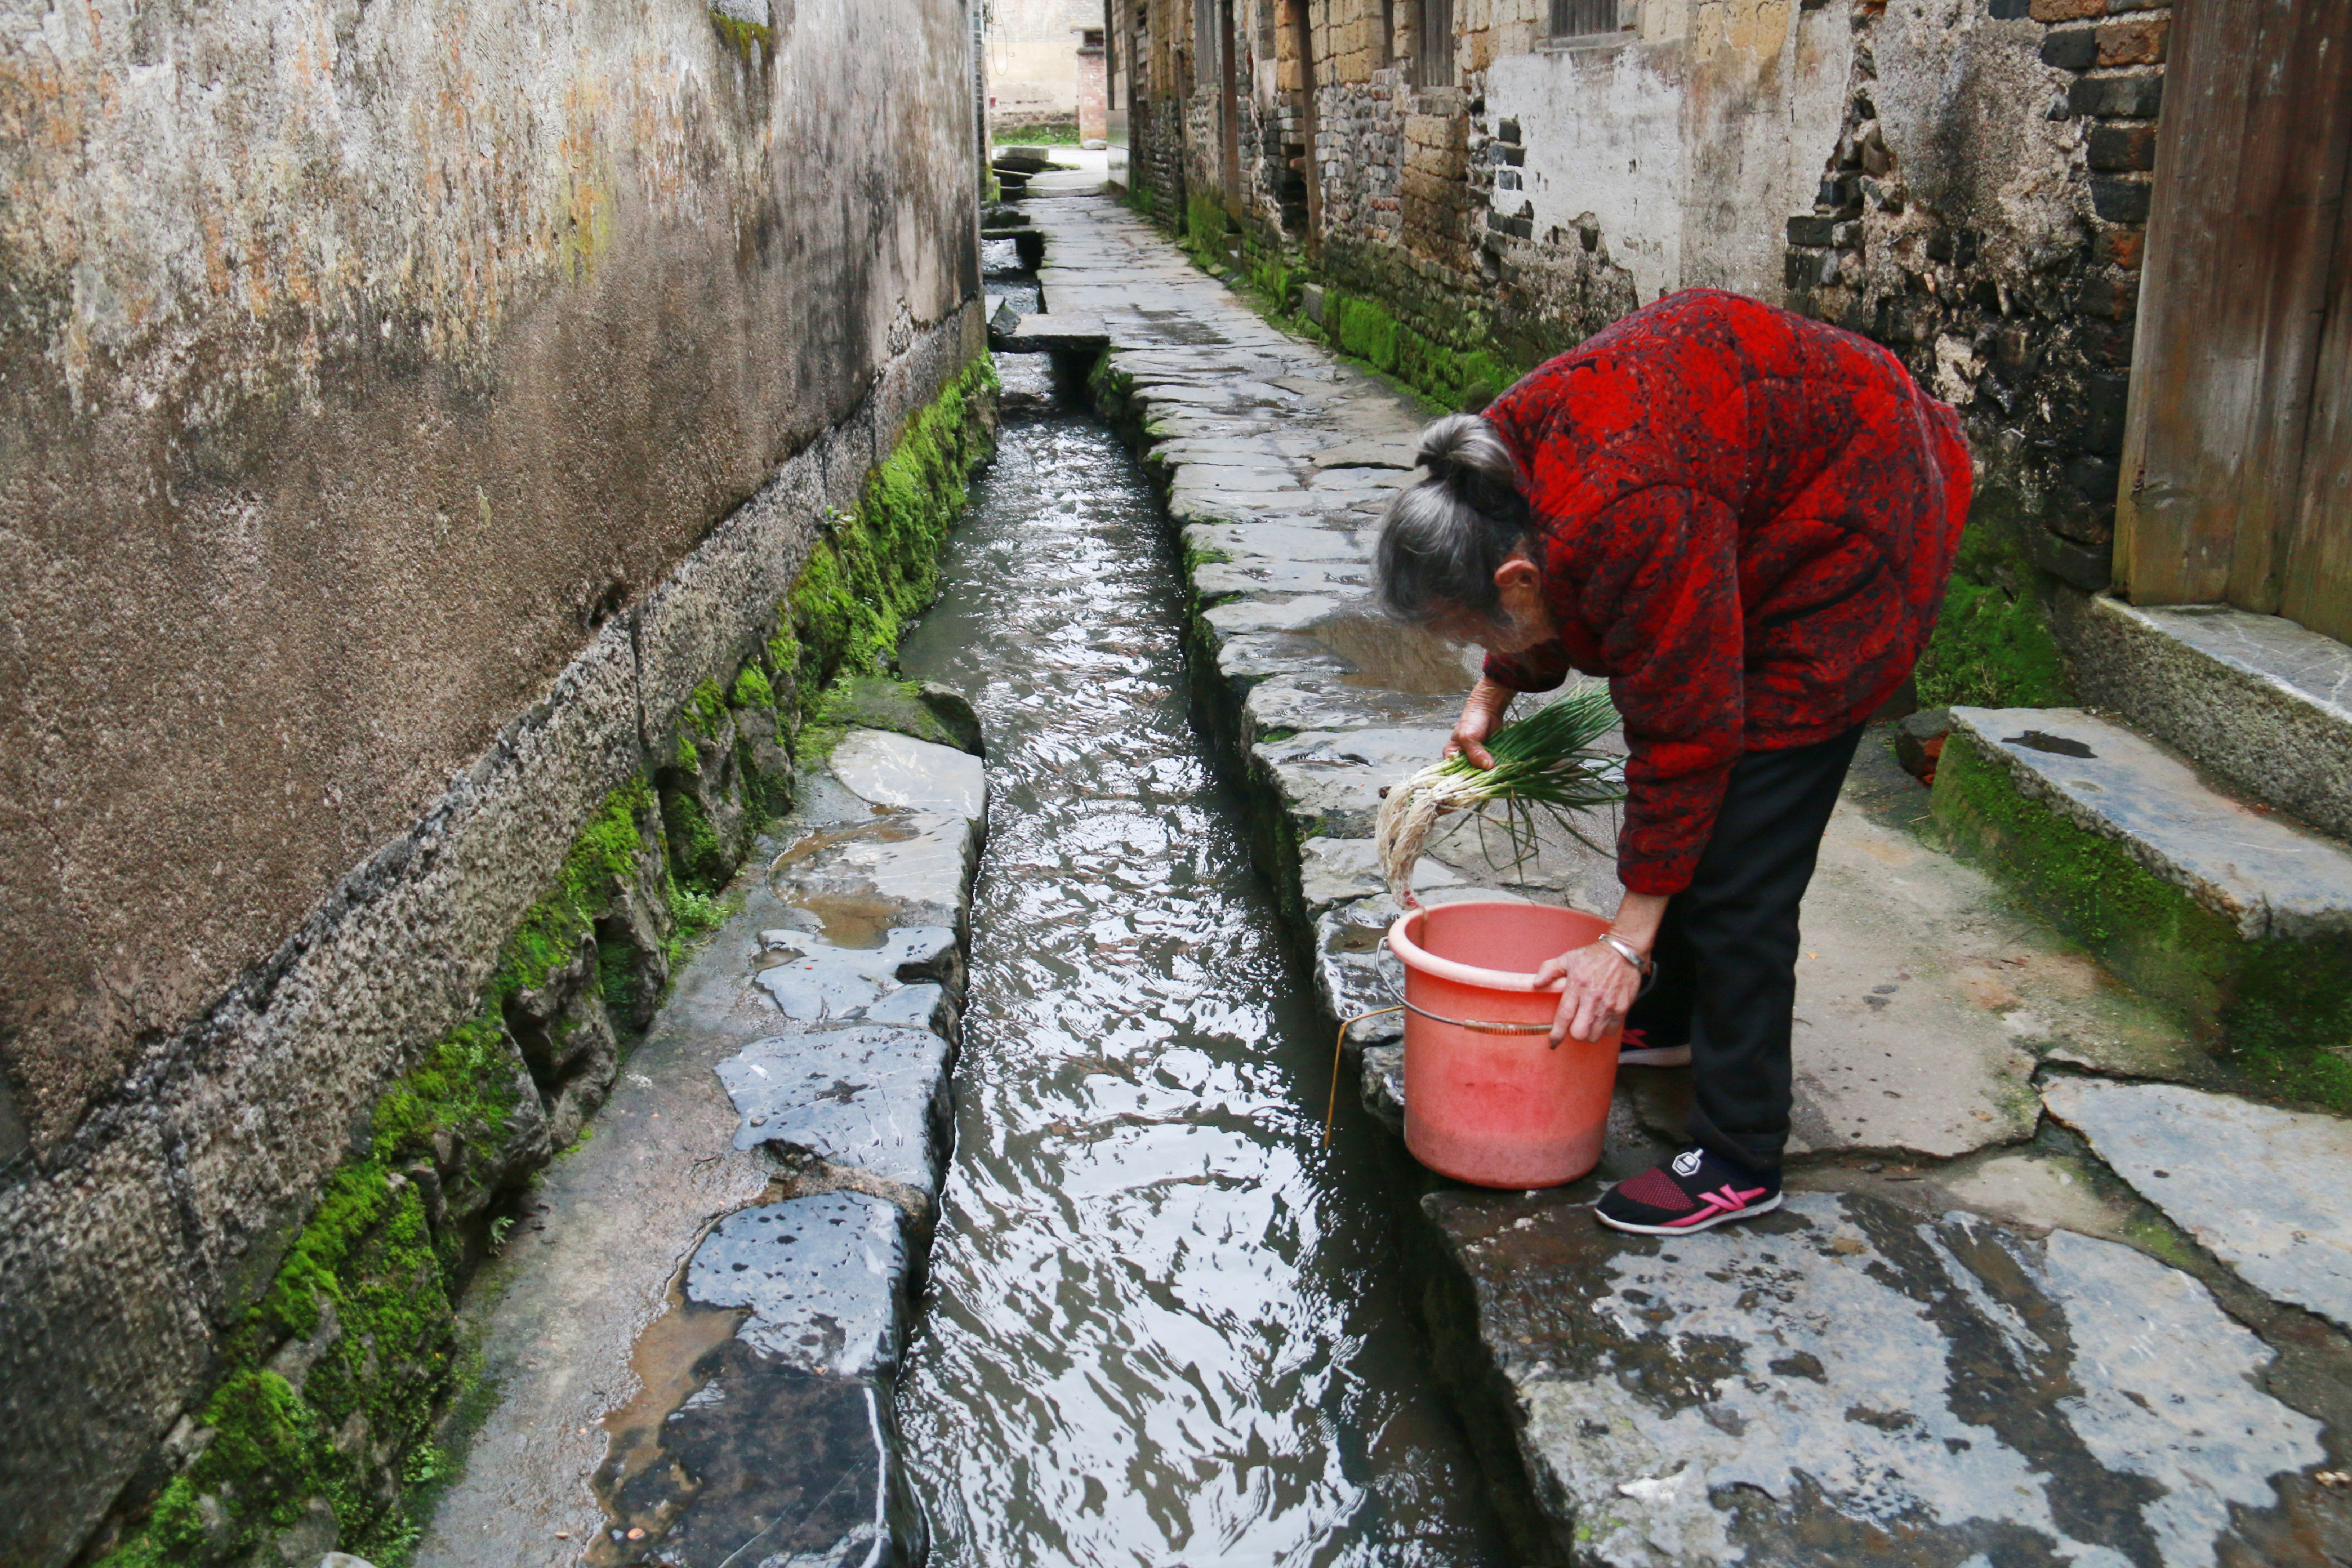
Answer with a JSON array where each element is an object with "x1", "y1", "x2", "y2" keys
[{"x1": 893, "y1": 368, "x2": 1504, "y2": 1567}]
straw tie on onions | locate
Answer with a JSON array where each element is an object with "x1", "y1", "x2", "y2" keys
[{"x1": 1374, "y1": 685, "x2": 1625, "y2": 905}]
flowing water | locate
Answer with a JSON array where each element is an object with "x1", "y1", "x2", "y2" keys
[{"x1": 892, "y1": 352, "x2": 1508, "y2": 1567}]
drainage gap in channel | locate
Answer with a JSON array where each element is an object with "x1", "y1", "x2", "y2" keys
[{"x1": 887, "y1": 323, "x2": 1516, "y2": 1562}]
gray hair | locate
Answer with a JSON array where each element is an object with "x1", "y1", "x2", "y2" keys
[{"x1": 1373, "y1": 413, "x2": 1531, "y2": 628}]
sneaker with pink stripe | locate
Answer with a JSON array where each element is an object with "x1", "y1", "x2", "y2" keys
[{"x1": 1596, "y1": 1145, "x2": 1782, "y2": 1236}]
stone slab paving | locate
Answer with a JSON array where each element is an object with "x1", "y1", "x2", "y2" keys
[
  {"x1": 2045, "y1": 1076, "x2": 2352, "y2": 1333},
  {"x1": 414, "y1": 728, "x2": 982, "y2": 1568},
  {"x1": 717, "y1": 1025, "x2": 951, "y2": 1196},
  {"x1": 2063, "y1": 590, "x2": 2352, "y2": 844},
  {"x1": 1024, "y1": 194, "x2": 2352, "y2": 1563},
  {"x1": 685, "y1": 1192, "x2": 909, "y2": 1374},
  {"x1": 1431, "y1": 1186, "x2": 2329, "y2": 1566},
  {"x1": 1032, "y1": 197, "x2": 2071, "y2": 1167}
]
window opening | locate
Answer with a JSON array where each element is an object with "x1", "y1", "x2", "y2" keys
[
  {"x1": 1416, "y1": 0, "x2": 1455, "y2": 89},
  {"x1": 1550, "y1": 0, "x2": 1628, "y2": 38}
]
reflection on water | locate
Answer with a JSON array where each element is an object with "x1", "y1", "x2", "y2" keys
[
  {"x1": 983, "y1": 237, "x2": 1044, "y2": 319},
  {"x1": 893, "y1": 357, "x2": 1507, "y2": 1567}
]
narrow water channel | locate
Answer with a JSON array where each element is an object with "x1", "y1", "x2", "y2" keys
[{"x1": 891, "y1": 347, "x2": 1509, "y2": 1566}]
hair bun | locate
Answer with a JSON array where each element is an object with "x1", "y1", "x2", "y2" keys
[{"x1": 1416, "y1": 413, "x2": 1519, "y2": 506}]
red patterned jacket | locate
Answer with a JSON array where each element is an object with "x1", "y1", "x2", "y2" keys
[{"x1": 1481, "y1": 289, "x2": 1970, "y2": 895}]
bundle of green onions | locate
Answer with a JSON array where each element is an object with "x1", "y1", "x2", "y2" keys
[{"x1": 1374, "y1": 684, "x2": 1625, "y2": 906}]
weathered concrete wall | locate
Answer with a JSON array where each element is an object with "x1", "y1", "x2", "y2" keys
[{"x1": 0, "y1": 0, "x2": 982, "y2": 1558}]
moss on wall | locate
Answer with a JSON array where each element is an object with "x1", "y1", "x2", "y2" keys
[
  {"x1": 93, "y1": 354, "x2": 1000, "y2": 1568},
  {"x1": 1914, "y1": 488, "x2": 2074, "y2": 710},
  {"x1": 1933, "y1": 731, "x2": 2352, "y2": 1112},
  {"x1": 786, "y1": 356, "x2": 999, "y2": 695},
  {"x1": 1915, "y1": 574, "x2": 2073, "y2": 710}
]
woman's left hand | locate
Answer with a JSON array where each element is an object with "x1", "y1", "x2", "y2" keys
[{"x1": 1533, "y1": 941, "x2": 1642, "y2": 1047}]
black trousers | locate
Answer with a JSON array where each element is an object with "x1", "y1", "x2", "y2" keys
[{"x1": 1621, "y1": 724, "x2": 1865, "y2": 1174}]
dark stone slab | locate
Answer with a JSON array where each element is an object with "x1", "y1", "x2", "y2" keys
[
  {"x1": 601, "y1": 1344, "x2": 922, "y2": 1568},
  {"x1": 717, "y1": 1025, "x2": 951, "y2": 1194},
  {"x1": 1428, "y1": 1187, "x2": 2329, "y2": 1566},
  {"x1": 686, "y1": 1193, "x2": 909, "y2": 1375}
]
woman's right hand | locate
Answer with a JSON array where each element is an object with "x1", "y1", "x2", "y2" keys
[{"x1": 1444, "y1": 679, "x2": 1514, "y2": 769}]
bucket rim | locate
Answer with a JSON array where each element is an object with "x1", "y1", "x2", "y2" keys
[{"x1": 1387, "y1": 900, "x2": 1602, "y2": 993}]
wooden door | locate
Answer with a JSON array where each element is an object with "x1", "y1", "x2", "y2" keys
[{"x1": 2115, "y1": 0, "x2": 2352, "y2": 641}]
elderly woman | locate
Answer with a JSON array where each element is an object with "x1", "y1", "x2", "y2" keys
[{"x1": 1377, "y1": 289, "x2": 1969, "y2": 1236}]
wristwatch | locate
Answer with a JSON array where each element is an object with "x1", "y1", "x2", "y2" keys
[{"x1": 1598, "y1": 932, "x2": 1651, "y2": 975}]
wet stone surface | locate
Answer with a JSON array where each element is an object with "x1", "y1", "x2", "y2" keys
[
  {"x1": 2044, "y1": 1076, "x2": 2352, "y2": 1333},
  {"x1": 599, "y1": 1350, "x2": 919, "y2": 1568},
  {"x1": 1430, "y1": 1187, "x2": 2331, "y2": 1567},
  {"x1": 749, "y1": 924, "x2": 960, "y2": 1025},
  {"x1": 685, "y1": 1193, "x2": 910, "y2": 1374},
  {"x1": 717, "y1": 1026, "x2": 950, "y2": 1195},
  {"x1": 1022, "y1": 195, "x2": 2352, "y2": 1566},
  {"x1": 829, "y1": 728, "x2": 988, "y2": 820}
]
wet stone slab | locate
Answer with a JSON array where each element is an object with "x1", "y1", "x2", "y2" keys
[
  {"x1": 1430, "y1": 1187, "x2": 2329, "y2": 1567},
  {"x1": 829, "y1": 727, "x2": 987, "y2": 820},
  {"x1": 750, "y1": 924, "x2": 960, "y2": 1025},
  {"x1": 600, "y1": 1348, "x2": 920, "y2": 1568},
  {"x1": 717, "y1": 1025, "x2": 952, "y2": 1196},
  {"x1": 685, "y1": 1192, "x2": 910, "y2": 1375},
  {"x1": 1254, "y1": 726, "x2": 1454, "y2": 840},
  {"x1": 1946, "y1": 706, "x2": 2352, "y2": 940},
  {"x1": 2043, "y1": 1076, "x2": 2352, "y2": 1331}
]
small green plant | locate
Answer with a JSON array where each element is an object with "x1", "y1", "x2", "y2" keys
[
  {"x1": 1374, "y1": 685, "x2": 1624, "y2": 900},
  {"x1": 993, "y1": 124, "x2": 1085, "y2": 146}
]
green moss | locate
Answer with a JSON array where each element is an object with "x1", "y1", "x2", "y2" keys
[
  {"x1": 496, "y1": 782, "x2": 658, "y2": 998},
  {"x1": 368, "y1": 1012, "x2": 520, "y2": 1176},
  {"x1": 729, "y1": 663, "x2": 774, "y2": 712},
  {"x1": 993, "y1": 123, "x2": 1086, "y2": 145},
  {"x1": 662, "y1": 789, "x2": 728, "y2": 895},
  {"x1": 664, "y1": 881, "x2": 735, "y2": 969},
  {"x1": 2222, "y1": 938, "x2": 2352, "y2": 1111},
  {"x1": 683, "y1": 677, "x2": 730, "y2": 739},
  {"x1": 1184, "y1": 191, "x2": 1230, "y2": 270},
  {"x1": 107, "y1": 1170, "x2": 460, "y2": 1566},
  {"x1": 784, "y1": 356, "x2": 998, "y2": 691},
  {"x1": 1933, "y1": 731, "x2": 2352, "y2": 1111},
  {"x1": 1933, "y1": 731, "x2": 2238, "y2": 1022},
  {"x1": 1916, "y1": 498, "x2": 2074, "y2": 710},
  {"x1": 1915, "y1": 575, "x2": 2072, "y2": 710},
  {"x1": 709, "y1": 8, "x2": 772, "y2": 60},
  {"x1": 97, "y1": 353, "x2": 1002, "y2": 1568}
]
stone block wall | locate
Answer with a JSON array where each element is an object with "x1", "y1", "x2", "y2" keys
[
  {"x1": 1780, "y1": 0, "x2": 2169, "y2": 605},
  {"x1": 0, "y1": 0, "x2": 986, "y2": 1560}
]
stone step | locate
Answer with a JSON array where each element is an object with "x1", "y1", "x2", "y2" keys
[
  {"x1": 2059, "y1": 592, "x2": 2352, "y2": 842},
  {"x1": 1933, "y1": 705, "x2": 2352, "y2": 1069},
  {"x1": 986, "y1": 305, "x2": 1109, "y2": 354}
]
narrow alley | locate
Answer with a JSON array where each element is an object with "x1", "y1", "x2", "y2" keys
[{"x1": 10, "y1": 2, "x2": 2352, "y2": 1566}]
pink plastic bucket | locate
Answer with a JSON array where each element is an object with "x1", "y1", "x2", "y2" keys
[{"x1": 1386, "y1": 900, "x2": 1621, "y2": 1189}]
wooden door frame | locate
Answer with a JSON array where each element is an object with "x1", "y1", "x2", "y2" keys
[{"x1": 2114, "y1": 0, "x2": 2352, "y2": 621}]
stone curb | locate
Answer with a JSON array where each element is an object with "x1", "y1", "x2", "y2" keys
[{"x1": 411, "y1": 727, "x2": 986, "y2": 1565}]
